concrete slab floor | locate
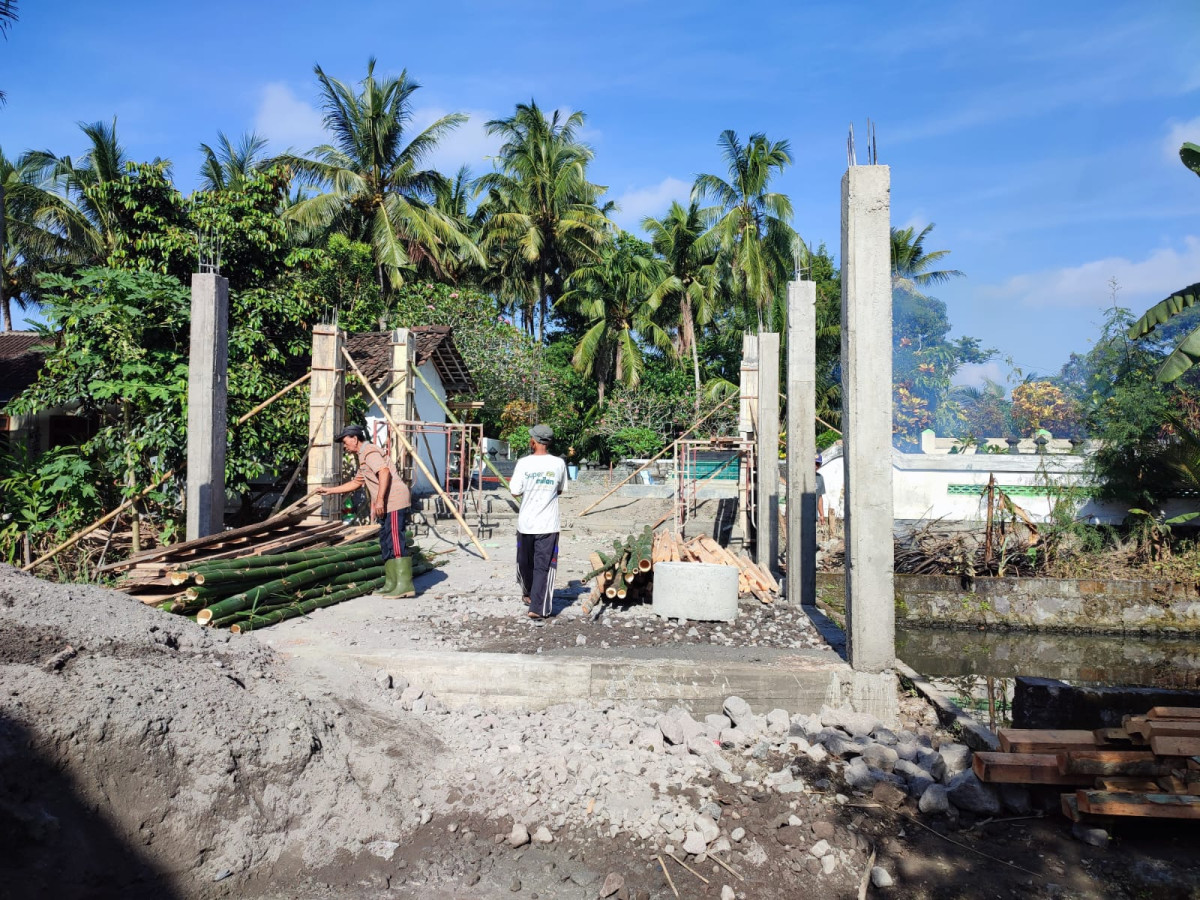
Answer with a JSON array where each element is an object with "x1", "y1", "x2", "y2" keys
[{"x1": 253, "y1": 490, "x2": 898, "y2": 722}]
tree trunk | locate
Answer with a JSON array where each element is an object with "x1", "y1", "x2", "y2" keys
[
  {"x1": 537, "y1": 272, "x2": 547, "y2": 343},
  {"x1": 681, "y1": 294, "x2": 700, "y2": 415}
]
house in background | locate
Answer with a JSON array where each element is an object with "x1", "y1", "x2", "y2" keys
[
  {"x1": 0, "y1": 331, "x2": 96, "y2": 455},
  {"x1": 345, "y1": 325, "x2": 477, "y2": 495}
]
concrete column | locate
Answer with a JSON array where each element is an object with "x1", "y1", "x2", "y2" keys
[
  {"x1": 387, "y1": 328, "x2": 416, "y2": 479},
  {"x1": 185, "y1": 273, "x2": 229, "y2": 541},
  {"x1": 755, "y1": 332, "x2": 780, "y2": 576},
  {"x1": 840, "y1": 165, "x2": 895, "y2": 673},
  {"x1": 786, "y1": 280, "x2": 817, "y2": 606},
  {"x1": 307, "y1": 324, "x2": 345, "y2": 519},
  {"x1": 737, "y1": 335, "x2": 758, "y2": 544}
]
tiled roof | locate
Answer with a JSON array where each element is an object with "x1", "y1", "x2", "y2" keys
[
  {"x1": 343, "y1": 326, "x2": 476, "y2": 396},
  {"x1": 0, "y1": 331, "x2": 51, "y2": 403}
]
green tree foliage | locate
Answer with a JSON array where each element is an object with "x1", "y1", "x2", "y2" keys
[
  {"x1": 1128, "y1": 143, "x2": 1200, "y2": 381},
  {"x1": 477, "y1": 101, "x2": 612, "y2": 340},
  {"x1": 643, "y1": 200, "x2": 719, "y2": 412},
  {"x1": 561, "y1": 233, "x2": 671, "y2": 403},
  {"x1": 198, "y1": 132, "x2": 269, "y2": 193},
  {"x1": 693, "y1": 130, "x2": 802, "y2": 332},
  {"x1": 281, "y1": 59, "x2": 482, "y2": 292}
]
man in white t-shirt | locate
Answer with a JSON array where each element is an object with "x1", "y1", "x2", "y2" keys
[{"x1": 510, "y1": 423, "x2": 568, "y2": 619}]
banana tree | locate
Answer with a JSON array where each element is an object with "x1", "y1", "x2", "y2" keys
[{"x1": 1127, "y1": 142, "x2": 1200, "y2": 381}]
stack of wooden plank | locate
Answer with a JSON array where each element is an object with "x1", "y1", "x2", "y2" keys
[
  {"x1": 972, "y1": 708, "x2": 1200, "y2": 823},
  {"x1": 582, "y1": 528, "x2": 778, "y2": 614},
  {"x1": 105, "y1": 496, "x2": 376, "y2": 607}
]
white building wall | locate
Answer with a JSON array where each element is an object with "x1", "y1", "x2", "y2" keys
[
  {"x1": 816, "y1": 447, "x2": 1196, "y2": 526},
  {"x1": 365, "y1": 361, "x2": 447, "y2": 496}
]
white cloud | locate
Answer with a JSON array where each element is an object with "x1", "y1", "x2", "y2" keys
[
  {"x1": 612, "y1": 177, "x2": 691, "y2": 230},
  {"x1": 409, "y1": 108, "x2": 502, "y2": 175},
  {"x1": 1163, "y1": 116, "x2": 1200, "y2": 162},
  {"x1": 977, "y1": 236, "x2": 1200, "y2": 310},
  {"x1": 952, "y1": 361, "x2": 1009, "y2": 390},
  {"x1": 254, "y1": 82, "x2": 325, "y2": 151}
]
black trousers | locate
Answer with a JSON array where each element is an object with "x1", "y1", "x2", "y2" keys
[
  {"x1": 516, "y1": 531, "x2": 559, "y2": 617},
  {"x1": 379, "y1": 509, "x2": 407, "y2": 562}
]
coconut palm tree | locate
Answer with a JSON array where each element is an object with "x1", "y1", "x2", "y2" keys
[
  {"x1": 890, "y1": 223, "x2": 964, "y2": 295},
  {"x1": 560, "y1": 234, "x2": 671, "y2": 404},
  {"x1": 476, "y1": 101, "x2": 612, "y2": 340},
  {"x1": 279, "y1": 59, "x2": 482, "y2": 293},
  {"x1": 643, "y1": 200, "x2": 719, "y2": 411},
  {"x1": 693, "y1": 130, "x2": 802, "y2": 332},
  {"x1": 0, "y1": 147, "x2": 89, "y2": 330},
  {"x1": 33, "y1": 118, "x2": 144, "y2": 264},
  {"x1": 0, "y1": 1, "x2": 17, "y2": 107},
  {"x1": 198, "y1": 132, "x2": 270, "y2": 192}
]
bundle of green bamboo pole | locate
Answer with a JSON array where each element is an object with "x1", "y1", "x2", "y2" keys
[
  {"x1": 161, "y1": 538, "x2": 441, "y2": 630},
  {"x1": 583, "y1": 525, "x2": 655, "y2": 605}
]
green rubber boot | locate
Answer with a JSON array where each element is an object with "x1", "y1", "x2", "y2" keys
[
  {"x1": 378, "y1": 558, "x2": 398, "y2": 595},
  {"x1": 381, "y1": 557, "x2": 416, "y2": 598}
]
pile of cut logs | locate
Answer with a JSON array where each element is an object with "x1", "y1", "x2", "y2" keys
[
  {"x1": 583, "y1": 527, "x2": 779, "y2": 613},
  {"x1": 973, "y1": 707, "x2": 1200, "y2": 822}
]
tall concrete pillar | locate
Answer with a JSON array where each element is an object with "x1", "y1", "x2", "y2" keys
[
  {"x1": 186, "y1": 273, "x2": 229, "y2": 541},
  {"x1": 786, "y1": 280, "x2": 817, "y2": 606},
  {"x1": 307, "y1": 324, "x2": 345, "y2": 519},
  {"x1": 756, "y1": 332, "x2": 780, "y2": 576},
  {"x1": 388, "y1": 327, "x2": 416, "y2": 480},
  {"x1": 840, "y1": 165, "x2": 895, "y2": 673},
  {"x1": 737, "y1": 335, "x2": 758, "y2": 544}
]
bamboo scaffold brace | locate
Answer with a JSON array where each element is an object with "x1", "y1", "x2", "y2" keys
[
  {"x1": 341, "y1": 346, "x2": 491, "y2": 560},
  {"x1": 22, "y1": 469, "x2": 176, "y2": 572},
  {"x1": 578, "y1": 392, "x2": 739, "y2": 518}
]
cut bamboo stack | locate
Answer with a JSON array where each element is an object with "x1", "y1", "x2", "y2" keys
[
  {"x1": 581, "y1": 528, "x2": 779, "y2": 614},
  {"x1": 973, "y1": 707, "x2": 1200, "y2": 822}
]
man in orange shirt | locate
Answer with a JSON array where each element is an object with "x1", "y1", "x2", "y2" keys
[{"x1": 317, "y1": 425, "x2": 415, "y2": 597}]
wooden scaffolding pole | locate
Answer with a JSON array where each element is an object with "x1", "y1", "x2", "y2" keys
[{"x1": 342, "y1": 347, "x2": 490, "y2": 560}]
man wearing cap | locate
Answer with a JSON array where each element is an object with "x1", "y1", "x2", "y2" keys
[
  {"x1": 511, "y1": 424, "x2": 568, "y2": 619},
  {"x1": 316, "y1": 425, "x2": 415, "y2": 598}
]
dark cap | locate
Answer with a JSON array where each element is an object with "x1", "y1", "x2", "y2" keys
[
  {"x1": 336, "y1": 425, "x2": 369, "y2": 442},
  {"x1": 530, "y1": 424, "x2": 554, "y2": 444}
]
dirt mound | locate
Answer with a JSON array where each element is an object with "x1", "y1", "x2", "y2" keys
[{"x1": 0, "y1": 564, "x2": 427, "y2": 899}]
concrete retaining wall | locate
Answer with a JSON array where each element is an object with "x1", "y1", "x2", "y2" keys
[{"x1": 816, "y1": 572, "x2": 1200, "y2": 633}]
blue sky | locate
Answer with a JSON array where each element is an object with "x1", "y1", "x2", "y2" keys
[{"x1": 3, "y1": 1, "x2": 1199, "y2": 385}]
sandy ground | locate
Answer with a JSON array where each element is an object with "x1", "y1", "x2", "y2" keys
[{"x1": 2, "y1": 488, "x2": 1199, "y2": 899}]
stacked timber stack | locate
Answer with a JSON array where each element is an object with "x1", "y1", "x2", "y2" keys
[
  {"x1": 972, "y1": 707, "x2": 1200, "y2": 822},
  {"x1": 582, "y1": 528, "x2": 779, "y2": 613}
]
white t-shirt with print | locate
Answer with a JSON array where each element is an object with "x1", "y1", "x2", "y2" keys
[{"x1": 511, "y1": 453, "x2": 568, "y2": 534}]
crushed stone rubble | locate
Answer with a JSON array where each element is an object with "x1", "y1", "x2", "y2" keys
[{"x1": 424, "y1": 593, "x2": 830, "y2": 653}]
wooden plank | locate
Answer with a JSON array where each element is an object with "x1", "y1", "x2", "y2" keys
[
  {"x1": 973, "y1": 752, "x2": 1093, "y2": 785},
  {"x1": 1060, "y1": 792, "x2": 1083, "y2": 822},
  {"x1": 1122, "y1": 716, "x2": 1154, "y2": 741},
  {"x1": 1150, "y1": 735, "x2": 1200, "y2": 757},
  {"x1": 1076, "y1": 791, "x2": 1200, "y2": 819},
  {"x1": 1146, "y1": 721, "x2": 1200, "y2": 739},
  {"x1": 1093, "y1": 727, "x2": 1138, "y2": 746},
  {"x1": 998, "y1": 729, "x2": 1098, "y2": 754},
  {"x1": 1148, "y1": 707, "x2": 1200, "y2": 720},
  {"x1": 1058, "y1": 750, "x2": 1173, "y2": 777},
  {"x1": 1098, "y1": 777, "x2": 1160, "y2": 792},
  {"x1": 1158, "y1": 774, "x2": 1189, "y2": 794}
]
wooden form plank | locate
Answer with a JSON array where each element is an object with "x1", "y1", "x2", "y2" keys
[
  {"x1": 1077, "y1": 791, "x2": 1200, "y2": 819},
  {"x1": 1058, "y1": 750, "x2": 1175, "y2": 777},
  {"x1": 973, "y1": 752, "x2": 1093, "y2": 785},
  {"x1": 1146, "y1": 721, "x2": 1200, "y2": 739},
  {"x1": 1098, "y1": 777, "x2": 1160, "y2": 792},
  {"x1": 998, "y1": 729, "x2": 1098, "y2": 754},
  {"x1": 1093, "y1": 727, "x2": 1137, "y2": 746},
  {"x1": 1150, "y1": 735, "x2": 1200, "y2": 757},
  {"x1": 1148, "y1": 707, "x2": 1200, "y2": 720}
]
